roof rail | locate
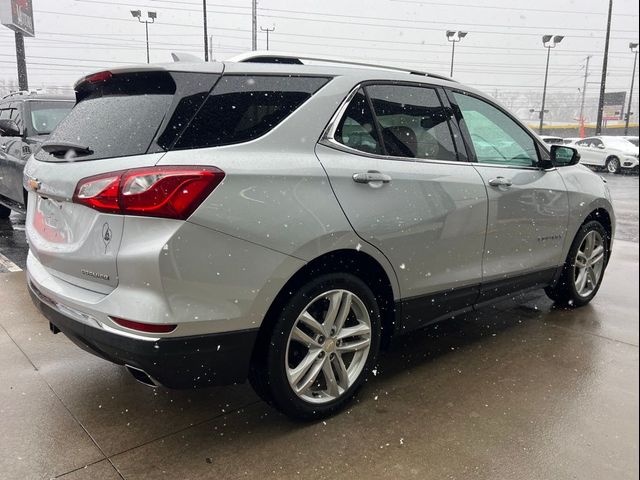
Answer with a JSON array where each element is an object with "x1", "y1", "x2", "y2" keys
[
  {"x1": 1, "y1": 90, "x2": 31, "y2": 100},
  {"x1": 228, "y1": 51, "x2": 455, "y2": 82}
]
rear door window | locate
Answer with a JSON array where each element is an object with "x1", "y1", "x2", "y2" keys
[
  {"x1": 173, "y1": 75, "x2": 330, "y2": 150},
  {"x1": 366, "y1": 84, "x2": 457, "y2": 161},
  {"x1": 334, "y1": 88, "x2": 383, "y2": 155},
  {"x1": 9, "y1": 102, "x2": 22, "y2": 130}
]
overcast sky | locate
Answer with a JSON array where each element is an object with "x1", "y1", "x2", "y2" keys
[{"x1": 1, "y1": 0, "x2": 638, "y2": 115}]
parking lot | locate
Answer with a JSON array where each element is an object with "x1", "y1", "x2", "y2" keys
[{"x1": 0, "y1": 172, "x2": 638, "y2": 480}]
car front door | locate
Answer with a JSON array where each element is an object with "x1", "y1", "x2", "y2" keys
[
  {"x1": 315, "y1": 83, "x2": 488, "y2": 329},
  {"x1": 448, "y1": 90, "x2": 569, "y2": 303}
]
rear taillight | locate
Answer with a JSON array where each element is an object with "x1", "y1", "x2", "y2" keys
[
  {"x1": 85, "y1": 70, "x2": 113, "y2": 83},
  {"x1": 111, "y1": 317, "x2": 177, "y2": 334},
  {"x1": 73, "y1": 166, "x2": 224, "y2": 220}
]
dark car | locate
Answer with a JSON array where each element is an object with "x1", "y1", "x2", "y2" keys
[{"x1": 0, "y1": 91, "x2": 74, "y2": 218}]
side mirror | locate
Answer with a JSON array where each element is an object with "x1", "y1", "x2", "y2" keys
[
  {"x1": 0, "y1": 119, "x2": 21, "y2": 137},
  {"x1": 550, "y1": 145, "x2": 580, "y2": 167},
  {"x1": 597, "y1": 144, "x2": 606, "y2": 149}
]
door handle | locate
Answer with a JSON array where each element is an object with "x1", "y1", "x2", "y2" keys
[
  {"x1": 352, "y1": 170, "x2": 392, "y2": 185},
  {"x1": 488, "y1": 176, "x2": 513, "y2": 188}
]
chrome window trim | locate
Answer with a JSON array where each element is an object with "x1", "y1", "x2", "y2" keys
[{"x1": 23, "y1": 99, "x2": 75, "y2": 103}]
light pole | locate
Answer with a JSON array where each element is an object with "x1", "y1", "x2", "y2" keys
[
  {"x1": 596, "y1": 0, "x2": 613, "y2": 135},
  {"x1": 260, "y1": 26, "x2": 275, "y2": 50},
  {"x1": 578, "y1": 56, "x2": 591, "y2": 138},
  {"x1": 446, "y1": 30, "x2": 467, "y2": 78},
  {"x1": 130, "y1": 10, "x2": 157, "y2": 63},
  {"x1": 251, "y1": 0, "x2": 257, "y2": 51},
  {"x1": 202, "y1": 0, "x2": 209, "y2": 61},
  {"x1": 624, "y1": 42, "x2": 639, "y2": 135},
  {"x1": 538, "y1": 34, "x2": 564, "y2": 134}
]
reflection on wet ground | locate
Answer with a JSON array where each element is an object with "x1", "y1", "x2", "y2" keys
[
  {"x1": 605, "y1": 172, "x2": 640, "y2": 243},
  {"x1": 0, "y1": 211, "x2": 26, "y2": 272}
]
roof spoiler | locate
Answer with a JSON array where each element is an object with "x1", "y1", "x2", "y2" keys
[{"x1": 171, "y1": 52, "x2": 203, "y2": 62}]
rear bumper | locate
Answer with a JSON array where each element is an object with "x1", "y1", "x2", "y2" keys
[{"x1": 29, "y1": 280, "x2": 258, "y2": 388}]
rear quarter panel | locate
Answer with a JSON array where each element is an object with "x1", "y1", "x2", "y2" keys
[{"x1": 156, "y1": 74, "x2": 402, "y2": 300}]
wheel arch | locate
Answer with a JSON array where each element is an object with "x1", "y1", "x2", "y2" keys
[
  {"x1": 251, "y1": 249, "x2": 399, "y2": 365},
  {"x1": 582, "y1": 207, "x2": 612, "y2": 241},
  {"x1": 580, "y1": 207, "x2": 613, "y2": 267}
]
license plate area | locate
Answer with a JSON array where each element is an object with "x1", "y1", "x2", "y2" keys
[{"x1": 33, "y1": 196, "x2": 69, "y2": 244}]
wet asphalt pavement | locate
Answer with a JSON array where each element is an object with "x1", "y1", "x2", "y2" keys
[{"x1": 0, "y1": 172, "x2": 638, "y2": 479}]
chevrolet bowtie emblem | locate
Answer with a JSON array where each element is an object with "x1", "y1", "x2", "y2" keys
[{"x1": 27, "y1": 178, "x2": 41, "y2": 192}]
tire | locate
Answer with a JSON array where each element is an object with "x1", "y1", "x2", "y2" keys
[
  {"x1": 249, "y1": 273, "x2": 381, "y2": 420},
  {"x1": 605, "y1": 156, "x2": 621, "y2": 174},
  {"x1": 545, "y1": 220, "x2": 609, "y2": 308},
  {"x1": 0, "y1": 204, "x2": 11, "y2": 219}
]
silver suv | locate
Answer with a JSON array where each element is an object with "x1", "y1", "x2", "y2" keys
[{"x1": 24, "y1": 53, "x2": 615, "y2": 419}]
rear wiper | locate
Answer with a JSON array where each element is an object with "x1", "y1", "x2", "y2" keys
[{"x1": 41, "y1": 141, "x2": 94, "y2": 156}]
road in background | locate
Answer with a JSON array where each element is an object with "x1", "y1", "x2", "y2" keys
[{"x1": 606, "y1": 172, "x2": 640, "y2": 243}]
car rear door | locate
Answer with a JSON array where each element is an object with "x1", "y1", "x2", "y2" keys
[
  {"x1": 447, "y1": 90, "x2": 569, "y2": 302},
  {"x1": 315, "y1": 83, "x2": 488, "y2": 329},
  {"x1": 574, "y1": 138, "x2": 605, "y2": 167}
]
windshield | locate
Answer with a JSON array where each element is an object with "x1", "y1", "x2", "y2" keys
[
  {"x1": 28, "y1": 101, "x2": 74, "y2": 135},
  {"x1": 625, "y1": 138, "x2": 639, "y2": 147},
  {"x1": 606, "y1": 137, "x2": 638, "y2": 150}
]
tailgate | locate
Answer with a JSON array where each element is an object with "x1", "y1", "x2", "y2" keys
[{"x1": 25, "y1": 154, "x2": 167, "y2": 294}]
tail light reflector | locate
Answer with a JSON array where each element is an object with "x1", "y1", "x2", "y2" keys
[
  {"x1": 85, "y1": 70, "x2": 113, "y2": 84},
  {"x1": 73, "y1": 166, "x2": 224, "y2": 220},
  {"x1": 111, "y1": 317, "x2": 177, "y2": 334}
]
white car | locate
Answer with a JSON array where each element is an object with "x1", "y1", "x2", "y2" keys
[
  {"x1": 539, "y1": 135, "x2": 564, "y2": 145},
  {"x1": 572, "y1": 136, "x2": 639, "y2": 173}
]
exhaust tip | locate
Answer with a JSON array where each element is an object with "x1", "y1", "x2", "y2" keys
[{"x1": 125, "y1": 365, "x2": 159, "y2": 388}]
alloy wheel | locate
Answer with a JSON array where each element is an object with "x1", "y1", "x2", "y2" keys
[
  {"x1": 607, "y1": 158, "x2": 620, "y2": 173},
  {"x1": 285, "y1": 289, "x2": 372, "y2": 404},
  {"x1": 573, "y1": 230, "x2": 605, "y2": 297}
]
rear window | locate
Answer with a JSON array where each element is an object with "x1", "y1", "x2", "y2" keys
[
  {"x1": 28, "y1": 101, "x2": 74, "y2": 135},
  {"x1": 34, "y1": 72, "x2": 328, "y2": 162},
  {"x1": 36, "y1": 71, "x2": 178, "y2": 162},
  {"x1": 173, "y1": 75, "x2": 330, "y2": 150}
]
